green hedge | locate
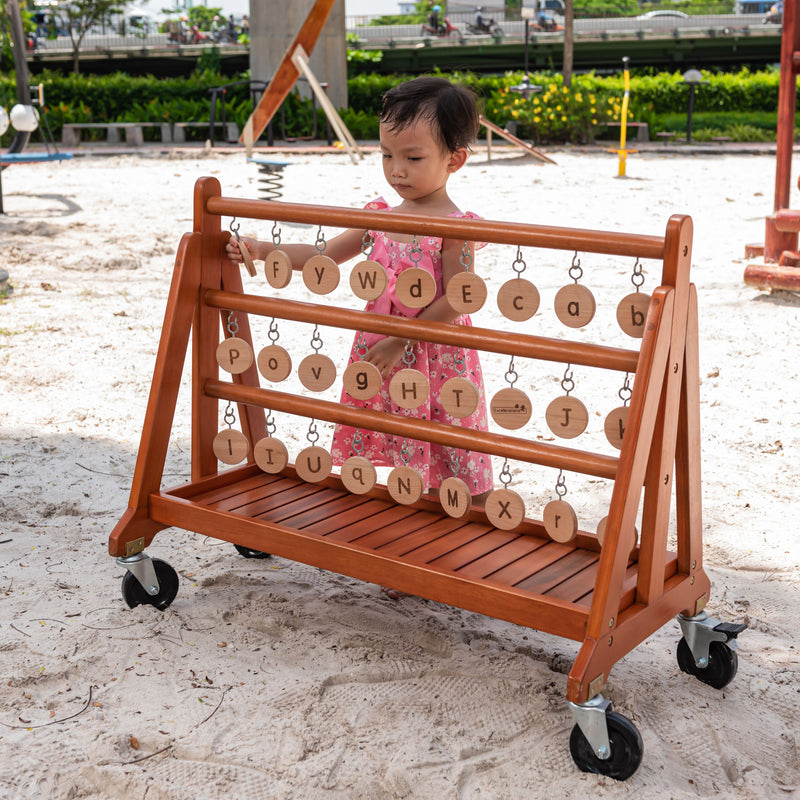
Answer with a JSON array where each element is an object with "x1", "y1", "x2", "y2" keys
[{"x1": 0, "y1": 66, "x2": 788, "y2": 146}]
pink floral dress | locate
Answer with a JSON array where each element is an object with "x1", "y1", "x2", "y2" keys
[{"x1": 330, "y1": 198, "x2": 493, "y2": 494}]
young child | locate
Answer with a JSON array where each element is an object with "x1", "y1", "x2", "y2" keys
[{"x1": 226, "y1": 76, "x2": 493, "y2": 500}]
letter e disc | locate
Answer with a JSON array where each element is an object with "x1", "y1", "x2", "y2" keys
[
  {"x1": 485, "y1": 488, "x2": 525, "y2": 530},
  {"x1": 604, "y1": 406, "x2": 629, "y2": 450},
  {"x1": 490, "y1": 387, "x2": 532, "y2": 430},
  {"x1": 554, "y1": 284, "x2": 596, "y2": 328},
  {"x1": 497, "y1": 278, "x2": 540, "y2": 322},
  {"x1": 543, "y1": 499, "x2": 578, "y2": 543},
  {"x1": 389, "y1": 368, "x2": 430, "y2": 410},
  {"x1": 440, "y1": 376, "x2": 479, "y2": 419},
  {"x1": 446, "y1": 272, "x2": 487, "y2": 314},
  {"x1": 343, "y1": 360, "x2": 383, "y2": 400},
  {"x1": 340, "y1": 456, "x2": 377, "y2": 495},
  {"x1": 395, "y1": 267, "x2": 436, "y2": 309},
  {"x1": 257, "y1": 345, "x2": 292, "y2": 383},
  {"x1": 298, "y1": 353, "x2": 337, "y2": 392},
  {"x1": 440, "y1": 477, "x2": 472, "y2": 518},
  {"x1": 387, "y1": 466, "x2": 424, "y2": 505},
  {"x1": 216, "y1": 337, "x2": 253, "y2": 374},
  {"x1": 350, "y1": 259, "x2": 388, "y2": 301},
  {"x1": 253, "y1": 436, "x2": 289, "y2": 474},
  {"x1": 545, "y1": 395, "x2": 589, "y2": 439},
  {"x1": 295, "y1": 446, "x2": 333, "y2": 483},
  {"x1": 264, "y1": 249, "x2": 292, "y2": 289},
  {"x1": 213, "y1": 429, "x2": 249, "y2": 465},
  {"x1": 616, "y1": 292, "x2": 650, "y2": 338},
  {"x1": 302, "y1": 254, "x2": 340, "y2": 295}
]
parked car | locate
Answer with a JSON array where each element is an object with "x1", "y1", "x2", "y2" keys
[{"x1": 636, "y1": 10, "x2": 689, "y2": 19}]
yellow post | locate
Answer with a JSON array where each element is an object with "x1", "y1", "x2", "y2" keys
[{"x1": 618, "y1": 56, "x2": 631, "y2": 178}]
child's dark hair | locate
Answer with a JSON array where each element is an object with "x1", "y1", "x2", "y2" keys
[{"x1": 380, "y1": 76, "x2": 481, "y2": 153}]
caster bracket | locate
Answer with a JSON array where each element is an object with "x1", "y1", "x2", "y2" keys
[
  {"x1": 568, "y1": 694, "x2": 612, "y2": 760},
  {"x1": 117, "y1": 552, "x2": 160, "y2": 596},
  {"x1": 678, "y1": 611, "x2": 747, "y2": 668}
]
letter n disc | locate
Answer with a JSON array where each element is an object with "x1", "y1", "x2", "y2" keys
[
  {"x1": 257, "y1": 345, "x2": 292, "y2": 383},
  {"x1": 440, "y1": 477, "x2": 472, "y2": 518},
  {"x1": 213, "y1": 429, "x2": 249, "y2": 465},
  {"x1": 616, "y1": 292, "x2": 650, "y2": 338},
  {"x1": 545, "y1": 395, "x2": 589, "y2": 439},
  {"x1": 343, "y1": 360, "x2": 383, "y2": 400},
  {"x1": 389, "y1": 368, "x2": 429, "y2": 410},
  {"x1": 295, "y1": 446, "x2": 333, "y2": 483},
  {"x1": 485, "y1": 488, "x2": 525, "y2": 530},
  {"x1": 302, "y1": 254, "x2": 340, "y2": 295},
  {"x1": 298, "y1": 354, "x2": 337, "y2": 392},
  {"x1": 395, "y1": 267, "x2": 436, "y2": 309},
  {"x1": 543, "y1": 499, "x2": 578, "y2": 543},
  {"x1": 440, "y1": 377, "x2": 479, "y2": 419},
  {"x1": 387, "y1": 466, "x2": 424, "y2": 505},
  {"x1": 254, "y1": 436, "x2": 289, "y2": 474},
  {"x1": 264, "y1": 249, "x2": 292, "y2": 289},
  {"x1": 340, "y1": 456, "x2": 377, "y2": 495},
  {"x1": 497, "y1": 278, "x2": 540, "y2": 322},
  {"x1": 216, "y1": 337, "x2": 253, "y2": 375},
  {"x1": 446, "y1": 272, "x2": 487, "y2": 314},
  {"x1": 350, "y1": 259, "x2": 388, "y2": 301},
  {"x1": 604, "y1": 406, "x2": 629, "y2": 450},
  {"x1": 554, "y1": 284, "x2": 596, "y2": 328},
  {"x1": 490, "y1": 387, "x2": 532, "y2": 430}
]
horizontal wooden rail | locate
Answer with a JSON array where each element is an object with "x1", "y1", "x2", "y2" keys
[
  {"x1": 204, "y1": 289, "x2": 641, "y2": 373},
  {"x1": 205, "y1": 379, "x2": 621, "y2": 480},
  {"x1": 206, "y1": 196, "x2": 666, "y2": 260}
]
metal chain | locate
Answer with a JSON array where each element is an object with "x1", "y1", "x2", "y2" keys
[
  {"x1": 314, "y1": 226, "x2": 327, "y2": 254},
  {"x1": 399, "y1": 438, "x2": 411, "y2": 466},
  {"x1": 631, "y1": 257, "x2": 645, "y2": 291},
  {"x1": 402, "y1": 340, "x2": 416, "y2": 367},
  {"x1": 409, "y1": 235, "x2": 423, "y2": 265},
  {"x1": 569, "y1": 251, "x2": 583, "y2": 284},
  {"x1": 226, "y1": 310, "x2": 239, "y2": 336},
  {"x1": 512, "y1": 245, "x2": 527, "y2": 277},
  {"x1": 355, "y1": 332, "x2": 368, "y2": 360},
  {"x1": 618, "y1": 373, "x2": 632, "y2": 407},
  {"x1": 459, "y1": 241, "x2": 473, "y2": 272},
  {"x1": 306, "y1": 419, "x2": 320, "y2": 446},
  {"x1": 448, "y1": 448, "x2": 461, "y2": 477},
  {"x1": 454, "y1": 347, "x2": 466, "y2": 377},
  {"x1": 361, "y1": 231, "x2": 374, "y2": 257},
  {"x1": 504, "y1": 355, "x2": 518, "y2": 388},
  {"x1": 310, "y1": 324, "x2": 323, "y2": 354},
  {"x1": 499, "y1": 458, "x2": 512, "y2": 488},
  {"x1": 353, "y1": 428, "x2": 364, "y2": 456},
  {"x1": 268, "y1": 318, "x2": 280, "y2": 344},
  {"x1": 265, "y1": 410, "x2": 276, "y2": 437},
  {"x1": 555, "y1": 470, "x2": 567, "y2": 498},
  {"x1": 229, "y1": 217, "x2": 241, "y2": 241},
  {"x1": 223, "y1": 401, "x2": 236, "y2": 428},
  {"x1": 561, "y1": 364, "x2": 575, "y2": 396},
  {"x1": 271, "y1": 221, "x2": 282, "y2": 247}
]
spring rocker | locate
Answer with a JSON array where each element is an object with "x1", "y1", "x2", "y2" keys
[{"x1": 109, "y1": 177, "x2": 746, "y2": 780}]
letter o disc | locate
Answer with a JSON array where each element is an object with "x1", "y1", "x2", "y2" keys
[
  {"x1": 554, "y1": 284, "x2": 596, "y2": 328},
  {"x1": 302, "y1": 254, "x2": 340, "y2": 295},
  {"x1": 298, "y1": 354, "x2": 337, "y2": 392},
  {"x1": 257, "y1": 345, "x2": 292, "y2": 383},
  {"x1": 440, "y1": 376, "x2": 479, "y2": 419},
  {"x1": 387, "y1": 466, "x2": 424, "y2": 505},
  {"x1": 389, "y1": 368, "x2": 430, "y2": 410},
  {"x1": 350, "y1": 259, "x2": 388, "y2": 301},
  {"x1": 440, "y1": 477, "x2": 472, "y2": 518},
  {"x1": 295, "y1": 446, "x2": 332, "y2": 483},
  {"x1": 395, "y1": 267, "x2": 436, "y2": 309},
  {"x1": 343, "y1": 360, "x2": 383, "y2": 400},
  {"x1": 616, "y1": 292, "x2": 650, "y2": 338},
  {"x1": 213, "y1": 429, "x2": 249, "y2": 465},
  {"x1": 490, "y1": 387, "x2": 532, "y2": 430},
  {"x1": 264, "y1": 249, "x2": 292, "y2": 289},
  {"x1": 543, "y1": 499, "x2": 578, "y2": 543},
  {"x1": 604, "y1": 406, "x2": 629, "y2": 450},
  {"x1": 497, "y1": 278, "x2": 540, "y2": 322},
  {"x1": 446, "y1": 272, "x2": 487, "y2": 314},
  {"x1": 253, "y1": 436, "x2": 289, "y2": 474},
  {"x1": 216, "y1": 337, "x2": 253, "y2": 374},
  {"x1": 545, "y1": 395, "x2": 589, "y2": 439},
  {"x1": 340, "y1": 456, "x2": 377, "y2": 495},
  {"x1": 485, "y1": 488, "x2": 526, "y2": 530}
]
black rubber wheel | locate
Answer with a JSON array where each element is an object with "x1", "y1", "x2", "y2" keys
[
  {"x1": 121, "y1": 558, "x2": 179, "y2": 611},
  {"x1": 234, "y1": 544, "x2": 271, "y2": 559},
  {"x1": 569, "y1": 709, "x2": 644, "y2": 781},
  {"x1": 677, "y1": 637, "x2": 738, "y2": 689}
]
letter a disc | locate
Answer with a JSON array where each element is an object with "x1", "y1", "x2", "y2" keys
[{"x1": 554, "y1": 284, "x2": 596, "y2": 328}]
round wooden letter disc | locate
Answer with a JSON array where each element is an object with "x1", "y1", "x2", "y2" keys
[
  {"x1": 440, "y1": 477, "x2": 472, "y2": 518},
  {"x1": 395, "y1": 267, "x2": 436, "y2": 309},
  {"x1": 257, "y1": 345, "x2": 292, "y2": 383},
  {"x1": 597, "y1": 516, "x2": 638, "y2": 554},
  {"x1": 239, "y1": 240, "x2": 257, "y2": 277},
  {"x1": 446, "y1": 272, "x2": 487, "y2": 314},
  {"x1": 253, "y1": 436, "x2": 289, "y2": 474},
  {"x1": 389, "y1": 368, "x2": 430, "y2": 410},
  {"x1": 216, "y1": 337, "x2": 253, "y2": 375},
  {"x1": 343, "y1": 360, "x2": 383, "y2": 400},
  {"x1": 213, "y1": 429, "x2": 249, "y2": 465},
  {"x1": 545, "y1": 396, "x2": 589, "y2": 439},
  {"x1": 298, "y1": 353, "x2": 337, "y2": 392},
  {"x1": 387, "y1": 466, "x2": 424, "y2": 505},
  {"x1": 340, "y1": 456, "x2": 377, "y2": 495},
  {"x1": 295, "y1": 446, "x2": 333, "y2": 483},
  {"x1": 543, "y1": 499, "x2": 578, "y2": 543},
  {"x1": 485, "y1": 488, "x2": 526, "y2": 531},
  {"x1": 440, "y1": 377, "x2": 479, "y2": 419},
  {"x1": 616, "y1": 292, "x2": 650, "y2": 339},
  {"x1": 604, "y1": 406, "x2": 629, "y2": 450},
  {"x1": 302, "y1": 254, "x2": 340, "y2": 295},
  {"x1": 497, "y1": 278, "x2": 540, "y2": 322},
  {"x1": 554, "y1": 284, "x2": 596, "y2": 328},
  {"x1": 264, "y1": 249, "x2": 293, "y2": 289},
  {"x1": 350, "y1": 259, "x2": 388, "y2": 301},
  {"x1": 490, "y1": 387, "x2": 532, "y2": 430}
]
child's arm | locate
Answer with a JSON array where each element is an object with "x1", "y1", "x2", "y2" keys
[{"x1": 226, "y1": 227, "x2": 364, "y2": 269}]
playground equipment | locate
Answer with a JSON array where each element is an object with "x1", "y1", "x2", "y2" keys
[
  {"x1": 744, "y1": 0, "x2": 800, "y2": 290},
  {"x1": 109, "y1": 177, "x2": 745, "y2": 781}
]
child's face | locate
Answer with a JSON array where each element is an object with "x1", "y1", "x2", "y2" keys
[{"x1": 379, "y1": 119, "x2": 464, "y2": 204}]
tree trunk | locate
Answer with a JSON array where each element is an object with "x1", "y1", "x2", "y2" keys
[{"x1": 563, "y1": 0, "x2": 574, "y2": 88}]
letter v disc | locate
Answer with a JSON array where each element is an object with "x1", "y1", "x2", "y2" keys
[{"x1": 299, "y1": 353, "x2": 337, "y2": 392}]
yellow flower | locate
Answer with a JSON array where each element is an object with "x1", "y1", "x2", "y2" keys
[
  {"x1": 562, "y1": 86, "x2": 569, "y2": 94},
  {"x1": 534, "y1": 116, "x2": 540, "y2": 123},
  {"x1": 591, "y1": 107, "x2": 596, "y2": 113},
  {"x1": 592, "y1": 118, "x2": 597, "y2": 124},
  {"x1": 575, "y1": 93, "x2": 583, "y2": 102},
  {"x1": 548, "y1": 83, "x2": 557, "y2": 92},
  {"x1": 561, "y1": 115, "x2": 567, "y2": 121},
  {"x1": 512, "y1": 109, "x2": 519, "y2": 118},
  {"x1": 556, "y1": 104, "x2": 562, "y2": 111}
]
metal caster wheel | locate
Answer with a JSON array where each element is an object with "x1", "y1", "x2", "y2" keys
[
  {"x1": 569, "y1": 709, "x2": 643, "y2": 781},
  {"x1": 121, "y1": 558, "x2": 179, "y2": 610},
  {"x1": 677, "y1": 637, "x2": 738, "y2": 689},
  {"x1": 234, "y1": 544, "x2": 271, "y2": 559}
]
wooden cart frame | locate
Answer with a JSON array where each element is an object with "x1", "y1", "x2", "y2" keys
[{"x1": 109, "y1": 177, "x2": 744, "y2": 780}]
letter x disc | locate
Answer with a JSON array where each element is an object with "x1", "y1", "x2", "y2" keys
[
  {"x1": 389, "y1": 368, "x2": 429, "y2": 410},
  {"x1": 216, "y1": 337, "x2": 253, "y2": 375},
  {"x1": 340, "y1": 456, "x2": 377, "y2": 495},
  {"x1": 545, "y1": 395, "x2": 588, "y2": 439},
  {"x1": 295, "y1": 446, "x2": 332, "y2": 483},
  {"x1": 253, "y1": 436, "x2": 289, "y2": 474},
  {"x1": 543, "y1": 499, "x2": 578, "y2": 543},
  {"x1": 440, "y1": 477, "x2": 472, "y2": 518},
  {"x1": 554, "y1": 284, "x2": 596, "y2": 328},
  {"x1": 350, "y1": 259, "x2": 388, "y2": 301},
  {"x1": 485, "y1": 488, "x2": 525, "y2": 530},
  {"x1": 395, "y1": 267, "x2": 436, "y2": 309},
  {"x1": 446, "y1": 272, "x2": 487, "y2": 314}
]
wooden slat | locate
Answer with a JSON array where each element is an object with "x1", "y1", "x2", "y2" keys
[
  {"x1": 428, "y1": 529, "x2": 519, "y2": 572},
  {"x1": 353, "y1": 510, "x2": 453, "y2": 549},
  {"x1": 190, "y1": 471, "x2": 284, "y2": 506},
  {"x1": 213, "y1": 477, "x2": 321, "y2": 514},
  {"x1": 486, "y1": 540, "x2": 575, "y2": 586},
  {"x1": 399, "y1": 521, "x2": 497, "y2": 564},
  {"x1": 456, "y1": 535, "x2": 548, "y2": 580},
  {"x1": 252, "y1": 486, "x2": 343, "y2": 523},
  {"x1": 515, "y1": 550, "x2": 599, "y2": 595},
  {"x1": 544, "y1": 556, "x2": 602, "y2": 603},
  {"x1": 282, "y1": 493, "x2": 372, "y2": 530}
]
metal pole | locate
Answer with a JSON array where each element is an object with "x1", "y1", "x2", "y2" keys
[{"x1": 686, "y1": 85, "x2": 696, "y2": 142}]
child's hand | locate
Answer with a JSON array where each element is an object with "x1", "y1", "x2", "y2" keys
[
  {"x1": 225, "y1": 235, "x2": 258, "y2": 264},
  {"x1": 364, "y1": 337, "x2": 406, "y2": 379}
]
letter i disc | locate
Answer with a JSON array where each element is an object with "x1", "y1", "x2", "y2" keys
[
  {"x1": 616, "y1": 292, "x2": 650, "y2": 338},
  {"x1": 389, "y1": 369, "x2": 430, "y2": 410},
  {"x1": 213, "y1": 429, "x2": 249, "y2": 465},
  {"x1": 387, "y1": 466, "x2": 424, "y2": 505},
  {"x1": 440, "y1": 476, "x2": 472, "y2": 518},
  {"x1": 295, "y1": 446, "x2": 333, "y2": 483},
  {"x1": 303, "y1": 254, "x2": 340, "y2": 295},
  {"x1": 485, "y1": 488, "x2": 525, "y2": 530},
  {"x1": 350, "y1": 259, "x2": 388, "y2": 301},
  {"x1": 446, "y1": 272, "x2": 487, "y2": 314},
  {"x1": 253, "y1": 437, "x2": 289, "y2": 474},
  {"x1": 340, "y1": 456, "x2": 377, "y2": 495},
  {"x1": 265, "y1": 249, "x2": 292, "y2": 289},
  {"x1": 543, "y1": 499, "x2": 578, "y2": 543},
  {"x1": 216, "y1": 337, "x2": 253, "y2": 375}
]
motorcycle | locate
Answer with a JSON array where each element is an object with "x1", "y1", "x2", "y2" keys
[
  {"x1": 466, "y1": 18, "x2": 503, "y2": 35},
  {"x1": 532, "y1": 13, "x2": 563, "y2": 32},
  {"x1": 761, "y1": 1, "x2": 782, "y2": 23},
  {"x1": 420, "y1": 16, "x2": 459, "y2": 37}
]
